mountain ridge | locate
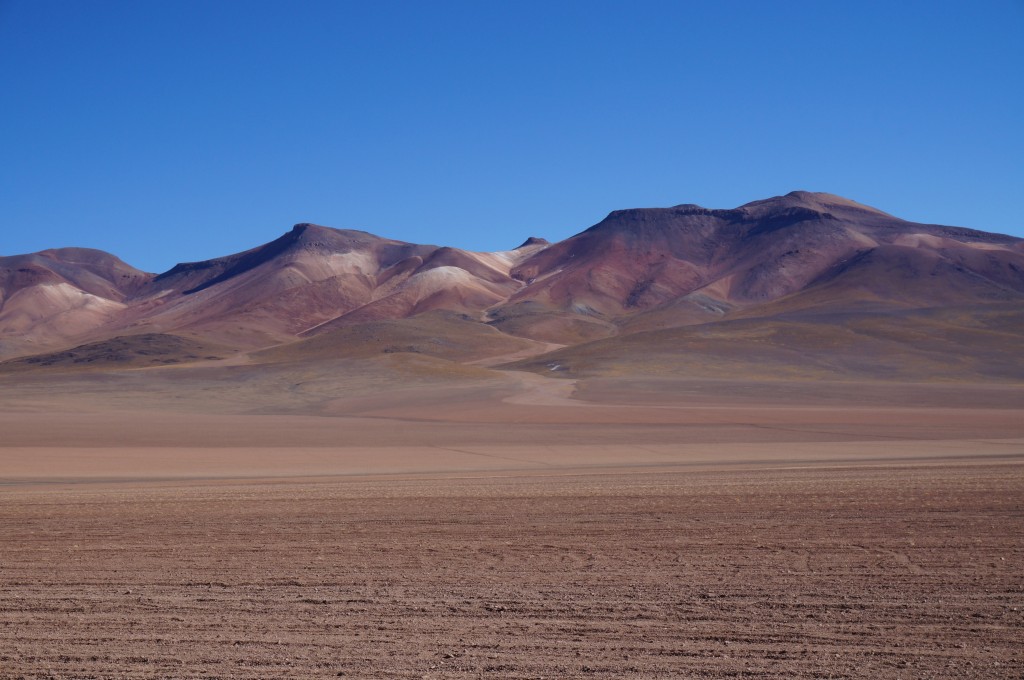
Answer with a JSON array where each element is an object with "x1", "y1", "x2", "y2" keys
[{"x1": 2, "y1": 191, "x2": 1022, "y2": 378}]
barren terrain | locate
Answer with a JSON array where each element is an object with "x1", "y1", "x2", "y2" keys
[{"x1": 2, "y1": 369, "x2": 1023, "y2": 678}]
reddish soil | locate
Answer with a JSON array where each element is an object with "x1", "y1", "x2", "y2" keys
[
  {"x1": 1, "y1": 372, "x2": 1022, "y2": 678},
  {"x1": 2, "y1": 460, "x2": 1021, "y2": 679}
]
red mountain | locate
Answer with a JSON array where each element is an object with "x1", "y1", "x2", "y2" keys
[
  {"x1": 2, "y1": 192, "x2": 1022, "y2": 379},
  {"x1": 0, "y1": 248, "x2": 148, "y2": 357},
  {"x1": 501, "y1": 192, "x2": 1023, "y2": 332}
]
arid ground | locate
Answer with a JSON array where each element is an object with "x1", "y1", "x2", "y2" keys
[{"x1": 1, "y1": 369, "x2": 1022, "y2": 678}]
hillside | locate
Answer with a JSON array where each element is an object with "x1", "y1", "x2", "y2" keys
[{"x1": 2, "y1": 191, "x2": 1022, "y2": 384}]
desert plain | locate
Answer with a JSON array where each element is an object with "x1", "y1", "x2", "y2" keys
[
  {"x1": 3, "y1": 192, "x2": 1024, "y2": 677},
  {"x1": 1, "y1": 359, "x2": 1022, "y2": 679}
]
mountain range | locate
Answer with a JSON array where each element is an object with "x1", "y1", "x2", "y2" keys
[{"x1": 2, "y1": 191, "x2": 1023, "y2": 381}]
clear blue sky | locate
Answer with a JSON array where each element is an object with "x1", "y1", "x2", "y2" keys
[{"x1": 2, "y1": 0, "x2": 1022, "y2": 273}]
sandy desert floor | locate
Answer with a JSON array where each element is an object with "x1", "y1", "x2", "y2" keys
[{"x1": 1, "y1": 370, "x2": 1023, "y2": 678}]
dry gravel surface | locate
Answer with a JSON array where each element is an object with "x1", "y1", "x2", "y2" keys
[{"x1": 2, "y1": 460, "x2": 1022, "y2": 679}]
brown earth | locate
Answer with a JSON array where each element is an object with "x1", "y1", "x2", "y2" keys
[
  {"x1": 1, "y1": 369, "x2": 1023, "y2": 678},
  {"x1": 1, "y1": 462, "x2": 1021, "y2": 679}
]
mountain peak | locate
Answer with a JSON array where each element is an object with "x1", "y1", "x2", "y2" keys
[
  {"x1": 516, "y1": 236, "x2": 549, "y2": 249},
  {"x1": 741, "y1": 191, "x2": 894, "y2": 219},
  {"x1": 287, "y1": 222, "x2": 399, "y2": 247}
]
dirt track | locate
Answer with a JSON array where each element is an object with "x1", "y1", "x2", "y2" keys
[{"x1": 2, "y1": 460, "x2": 1022, "y2": 679}]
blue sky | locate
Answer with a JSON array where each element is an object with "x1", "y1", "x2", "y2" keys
[{"x1": 2, "y1": 0, "x2": 1022, "y2": 273}]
